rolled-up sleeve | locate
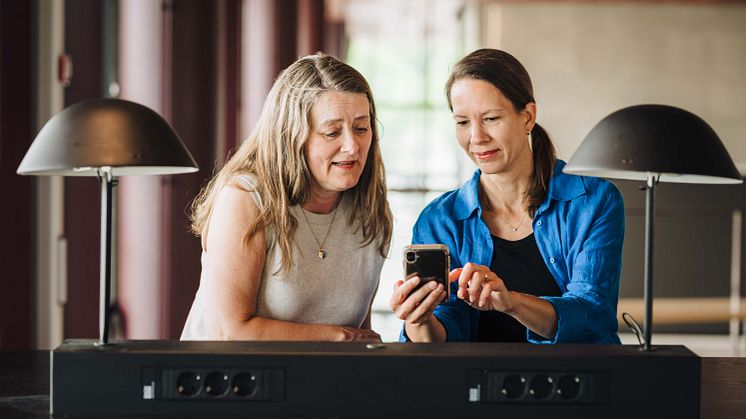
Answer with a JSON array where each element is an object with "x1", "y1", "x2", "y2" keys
[{"x1": 529, "y1": 183, "x2": 625, "y2": 344}]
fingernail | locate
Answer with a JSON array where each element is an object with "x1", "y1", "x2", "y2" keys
[
  {"x1": 410, "y1": 276, "x2": 420, "y2": 284},
  {"x1": 428, "y1": 281, "x2": 437, "y2": 289}
]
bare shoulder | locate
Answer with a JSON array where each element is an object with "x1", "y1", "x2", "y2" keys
[{"x1": 204, "y1": 182, "x2": 264, "y2": 253}]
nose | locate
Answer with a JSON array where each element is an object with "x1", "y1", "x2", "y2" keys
[
  {"x1": 470, "y1": 123, "x2": 490, "y2": 145},
  {"x1": 340, "y1": 128, "x2": 360, "y2": 155}
]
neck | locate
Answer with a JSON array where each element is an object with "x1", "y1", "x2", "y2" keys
[
  {"x1": 479, "y1": 160, "x2": 533, "y2": 214},
  {"x1": 303, "y1": 189, "x2": 341, "y2": 214}
]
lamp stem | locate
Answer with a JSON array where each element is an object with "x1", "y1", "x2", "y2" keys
[
  {"x1": 643, "y1": 175, "x2": 657, "y2": 351},
  {"x1": 98, "y1": 168, "x2": 115, "y2": 345}
]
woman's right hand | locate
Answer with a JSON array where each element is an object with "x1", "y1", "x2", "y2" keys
[
  {"x1": 389, "y1": 276, "x2": 447, "y2": 325},
  {"x1": 335, "y1": 327, "x2": 382, "y2": 342}
]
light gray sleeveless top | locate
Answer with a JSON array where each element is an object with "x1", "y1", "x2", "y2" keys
[{"x1": 181, "y1": 175, "x2": 385, "y2": 340}]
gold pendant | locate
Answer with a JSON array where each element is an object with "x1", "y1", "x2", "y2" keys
[{"x1": 318, "y1": 249, "x2": 326, "y2": 259}]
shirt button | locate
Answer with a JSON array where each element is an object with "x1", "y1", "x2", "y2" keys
[
  {"x1": 549, "y1": 257, "x2": 555, "y2": 264},
  {"x1": 536, "y1": 220, "x2": 542, "y2": 226}
]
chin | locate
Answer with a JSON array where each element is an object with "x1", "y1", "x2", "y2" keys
[{"x1": 477, "y1": 163, "x2": 507, "y2": 175}]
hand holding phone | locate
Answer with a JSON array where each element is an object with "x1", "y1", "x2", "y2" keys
[
  {"x1": 389, "y1": 244, "x2": 451, "y2": 328},
  {"x1": 403, "y1": 244, "x2": 450, "y2": 299}
]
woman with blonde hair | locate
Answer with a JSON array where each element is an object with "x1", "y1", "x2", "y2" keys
[{"x1": 182, "y1": 53, "x2": 392, "y2": 341}]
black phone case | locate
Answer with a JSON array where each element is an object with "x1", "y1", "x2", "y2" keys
[{"x1": 404, "y1": 246, "x2": 449, "y2": 294}]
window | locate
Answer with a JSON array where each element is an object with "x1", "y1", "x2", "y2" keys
[{"x1": 344, "y1": 0, "x2": 472, "y2": 341}]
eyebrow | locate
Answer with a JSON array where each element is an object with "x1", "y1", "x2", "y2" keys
[
  {"x1": 453, "y1": 108, "x2": 504, "y2": 118},
  {"x1": 319, "y1": 115, "x2": 370, "y2": 126}
]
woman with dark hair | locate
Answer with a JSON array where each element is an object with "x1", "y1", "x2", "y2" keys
[{"x1": 390, "y1": 49, "x2": 625, "y2": 344}]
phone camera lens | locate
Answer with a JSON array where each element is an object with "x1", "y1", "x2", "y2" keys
[{"x1": 405, "y1": 251, "x2": 417, "y2": 263}]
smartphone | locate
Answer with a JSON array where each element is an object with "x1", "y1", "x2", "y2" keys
[{"x1": 403, "y1": 244, "x2": 450, "y2": 298}]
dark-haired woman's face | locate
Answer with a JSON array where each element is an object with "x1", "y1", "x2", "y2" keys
[{"x1": 450, "y1": 78, "x2": 534, "y2": 175}]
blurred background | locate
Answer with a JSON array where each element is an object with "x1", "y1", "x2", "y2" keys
[{"x1": 1, "y1": 0, "x2": 745, "y2": 352}]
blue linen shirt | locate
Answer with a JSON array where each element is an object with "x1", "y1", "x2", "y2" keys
[{"x1": 401, "y1": 160, "x2": 625, "y2": 344}]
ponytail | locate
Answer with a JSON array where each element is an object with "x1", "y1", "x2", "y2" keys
[{"x1": 527, "y1": 123, "x2": 555, "y2": 217}]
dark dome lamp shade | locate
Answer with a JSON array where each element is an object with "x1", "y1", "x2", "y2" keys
[
  {"x1": 17, "y1": 98, "x2": 199, "y2": 345},
  {"x1": 564, "y1": 104, "x2": 742, "y2": 351}
]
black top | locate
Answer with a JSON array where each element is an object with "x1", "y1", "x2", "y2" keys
[{"x1": 477, "y1": 233, "x2": 562, "y2": 342}]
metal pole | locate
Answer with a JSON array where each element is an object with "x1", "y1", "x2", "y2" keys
[
  {"x1": 98, "y1": 168, "x2": 114, "y2": 345},
  {"x1": 643, "y1": 175, "x2": 656, "y2": 351}
]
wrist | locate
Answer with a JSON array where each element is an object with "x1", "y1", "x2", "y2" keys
[
  {"x1": 405, "y1": 316, "x2": 432, "y2": 342},
  {"x1": 503, "y1": 291, "x2": 520, "y2": 316}
]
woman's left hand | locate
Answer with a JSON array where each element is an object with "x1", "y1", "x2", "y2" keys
[{"x1": 452, "y1": 263, "x2": 515, "y2": 313}]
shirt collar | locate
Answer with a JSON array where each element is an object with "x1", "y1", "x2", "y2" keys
[
  {"x1": 453, "y1": 170, "x2": 482, "y2": 220},
  {"x1": 548, "y1": 160, "x2": 585, "y2": 201},
  {"x1": 452, "y1": 159, "x2": 586, "y2": 220}
]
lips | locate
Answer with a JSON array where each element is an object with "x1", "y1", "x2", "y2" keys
[
  {"x1": 473, "y1": 149, "x2": 499, "y2": 160},
  {"x1": 332, "y1": 160, "x2": 356, "y2": 168}
]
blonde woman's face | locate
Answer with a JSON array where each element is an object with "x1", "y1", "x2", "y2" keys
[
  {"x1": 305, "y1": 91, "x2": 372, "y2": 197},
  {"x1": 450, "y1": 78, "x2": 534, "y2": 175}
]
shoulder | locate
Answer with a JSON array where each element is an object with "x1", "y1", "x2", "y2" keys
[
  {"x1": 204, "y1": 178, "x2": 264, "y2": 250},
  {"x1": 550, "y1": 160, "x2": 623, "y2": 208},
  {"x1": 418, "y1": 189, "x2": 460, "y2": 221},
  {"x1": 226, "y1": 173, "x2": 264, "y2": 209},
  {"x1": 417, "y1": 169, "x2": 481, "y2": 224},
  {"x1": 412, "y1": 189, "x2": 471, "y2": 246}
]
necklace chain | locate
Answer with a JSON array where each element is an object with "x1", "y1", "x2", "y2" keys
[
  {"x1": 299, "y1": 204, "x2": 338, "y2": 259},
  {"x1": 505, "y1": 212, "x2": 528, "y2": 232}
]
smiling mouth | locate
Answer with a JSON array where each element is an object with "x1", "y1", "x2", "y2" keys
[
  {"x1": 332, "y1": 160, "x2": 357, "y2": 167},
  {"x1": 473, "y1": 149, "x2": 498, "y2": 160}
]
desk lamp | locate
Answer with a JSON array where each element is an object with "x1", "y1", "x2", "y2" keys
[
  {"x1": 564, "y1": 104, "x2": 741, "y2": 351},
  {"x1": 17, "y1": 98, "x2": 198, "y2": 345}
]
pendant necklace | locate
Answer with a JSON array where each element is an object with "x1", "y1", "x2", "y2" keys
[
  {"x1": 505, "y1": 212, "x2": 528, "y2": 232},
  {"x1": 299, "y1": 204, "x2": 338, "y2": 260}
]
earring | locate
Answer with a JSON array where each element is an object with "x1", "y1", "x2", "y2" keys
[{"x1": 527, "y1": 131, "x2": 533, "y2": 153}]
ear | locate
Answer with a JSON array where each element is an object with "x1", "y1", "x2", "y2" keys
[{"x1": 523, "y1": 102, "x2": 537, "y2": 133}]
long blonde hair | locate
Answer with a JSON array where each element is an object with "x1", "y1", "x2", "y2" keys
[{"x1": 190, "y1": 53, "x2": 392, "y2": 272}]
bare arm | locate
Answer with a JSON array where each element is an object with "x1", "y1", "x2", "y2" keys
[{"x1": 201, "y1": 184, "x2": 379, "y2": 342}]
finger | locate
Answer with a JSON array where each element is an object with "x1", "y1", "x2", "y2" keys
[
  {"x1": 389, "y1": 280, "x2": 405, "y2": 309},
  {"x1": 468, "y1": 270, "x2": 487, "y2": 303},
  {"x1": 458, "y1": 263, "x2": 476, "y2": 290},
  {"x1": 407, "y1": 284, "x2": 444, "y2": 324},
  {"x1": 413, "y1": 288, "x2": 447, "y2": 325},
  {"x1": 448, "y1": 268, "x2": 462, "y2": 283},
  {"x1": 395, "y1": 280, "x2": 435, "y2": 320},
  {"x1": 408, "y1": 282, "x2": 443, "y2": 324},
  {"x1": 394, "y1": 276, "x2": 420, "y2": 304},
  {"x1": 478, "y1": 281, "x2": 496, "y2": 307}
]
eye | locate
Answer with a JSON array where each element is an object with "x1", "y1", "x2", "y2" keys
[
  {"x1": 323, "y1": 131, "x2": 340, "y2": 138},
  {"x1": 354, "y1": 127, "x2": 369, "y2": 134},
  {"x1": 484, "y1": 116, "x2": 499, "y2": 123},
  {"x1": 455, "y1": 120, "x2": 469, "y2": 127}
]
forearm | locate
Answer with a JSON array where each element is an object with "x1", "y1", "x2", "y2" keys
[
  {"x1": 404, "y1": 315, "x2": 447, "y2": 342},
  {"x1": 216, "y1": 316, "x2": 346, "y2": 341},
  {"x1": 506, "y1": 292, "x2": 557, "y2": 340}
]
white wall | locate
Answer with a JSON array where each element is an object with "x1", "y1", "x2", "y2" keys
[{"x1": 484, "y1": 2, "x2": 746, "y2": 168}]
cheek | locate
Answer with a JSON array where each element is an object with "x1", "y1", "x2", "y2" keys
[
  {"x1": 361, "y1": 137, "x2": 373, "y2": 159},
  {"x1": 455, "y1": 130, "x2": 470, "y2": 152},
  {"x1": 305, "y1": 142, "x2": 330, "y2": 174}
]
